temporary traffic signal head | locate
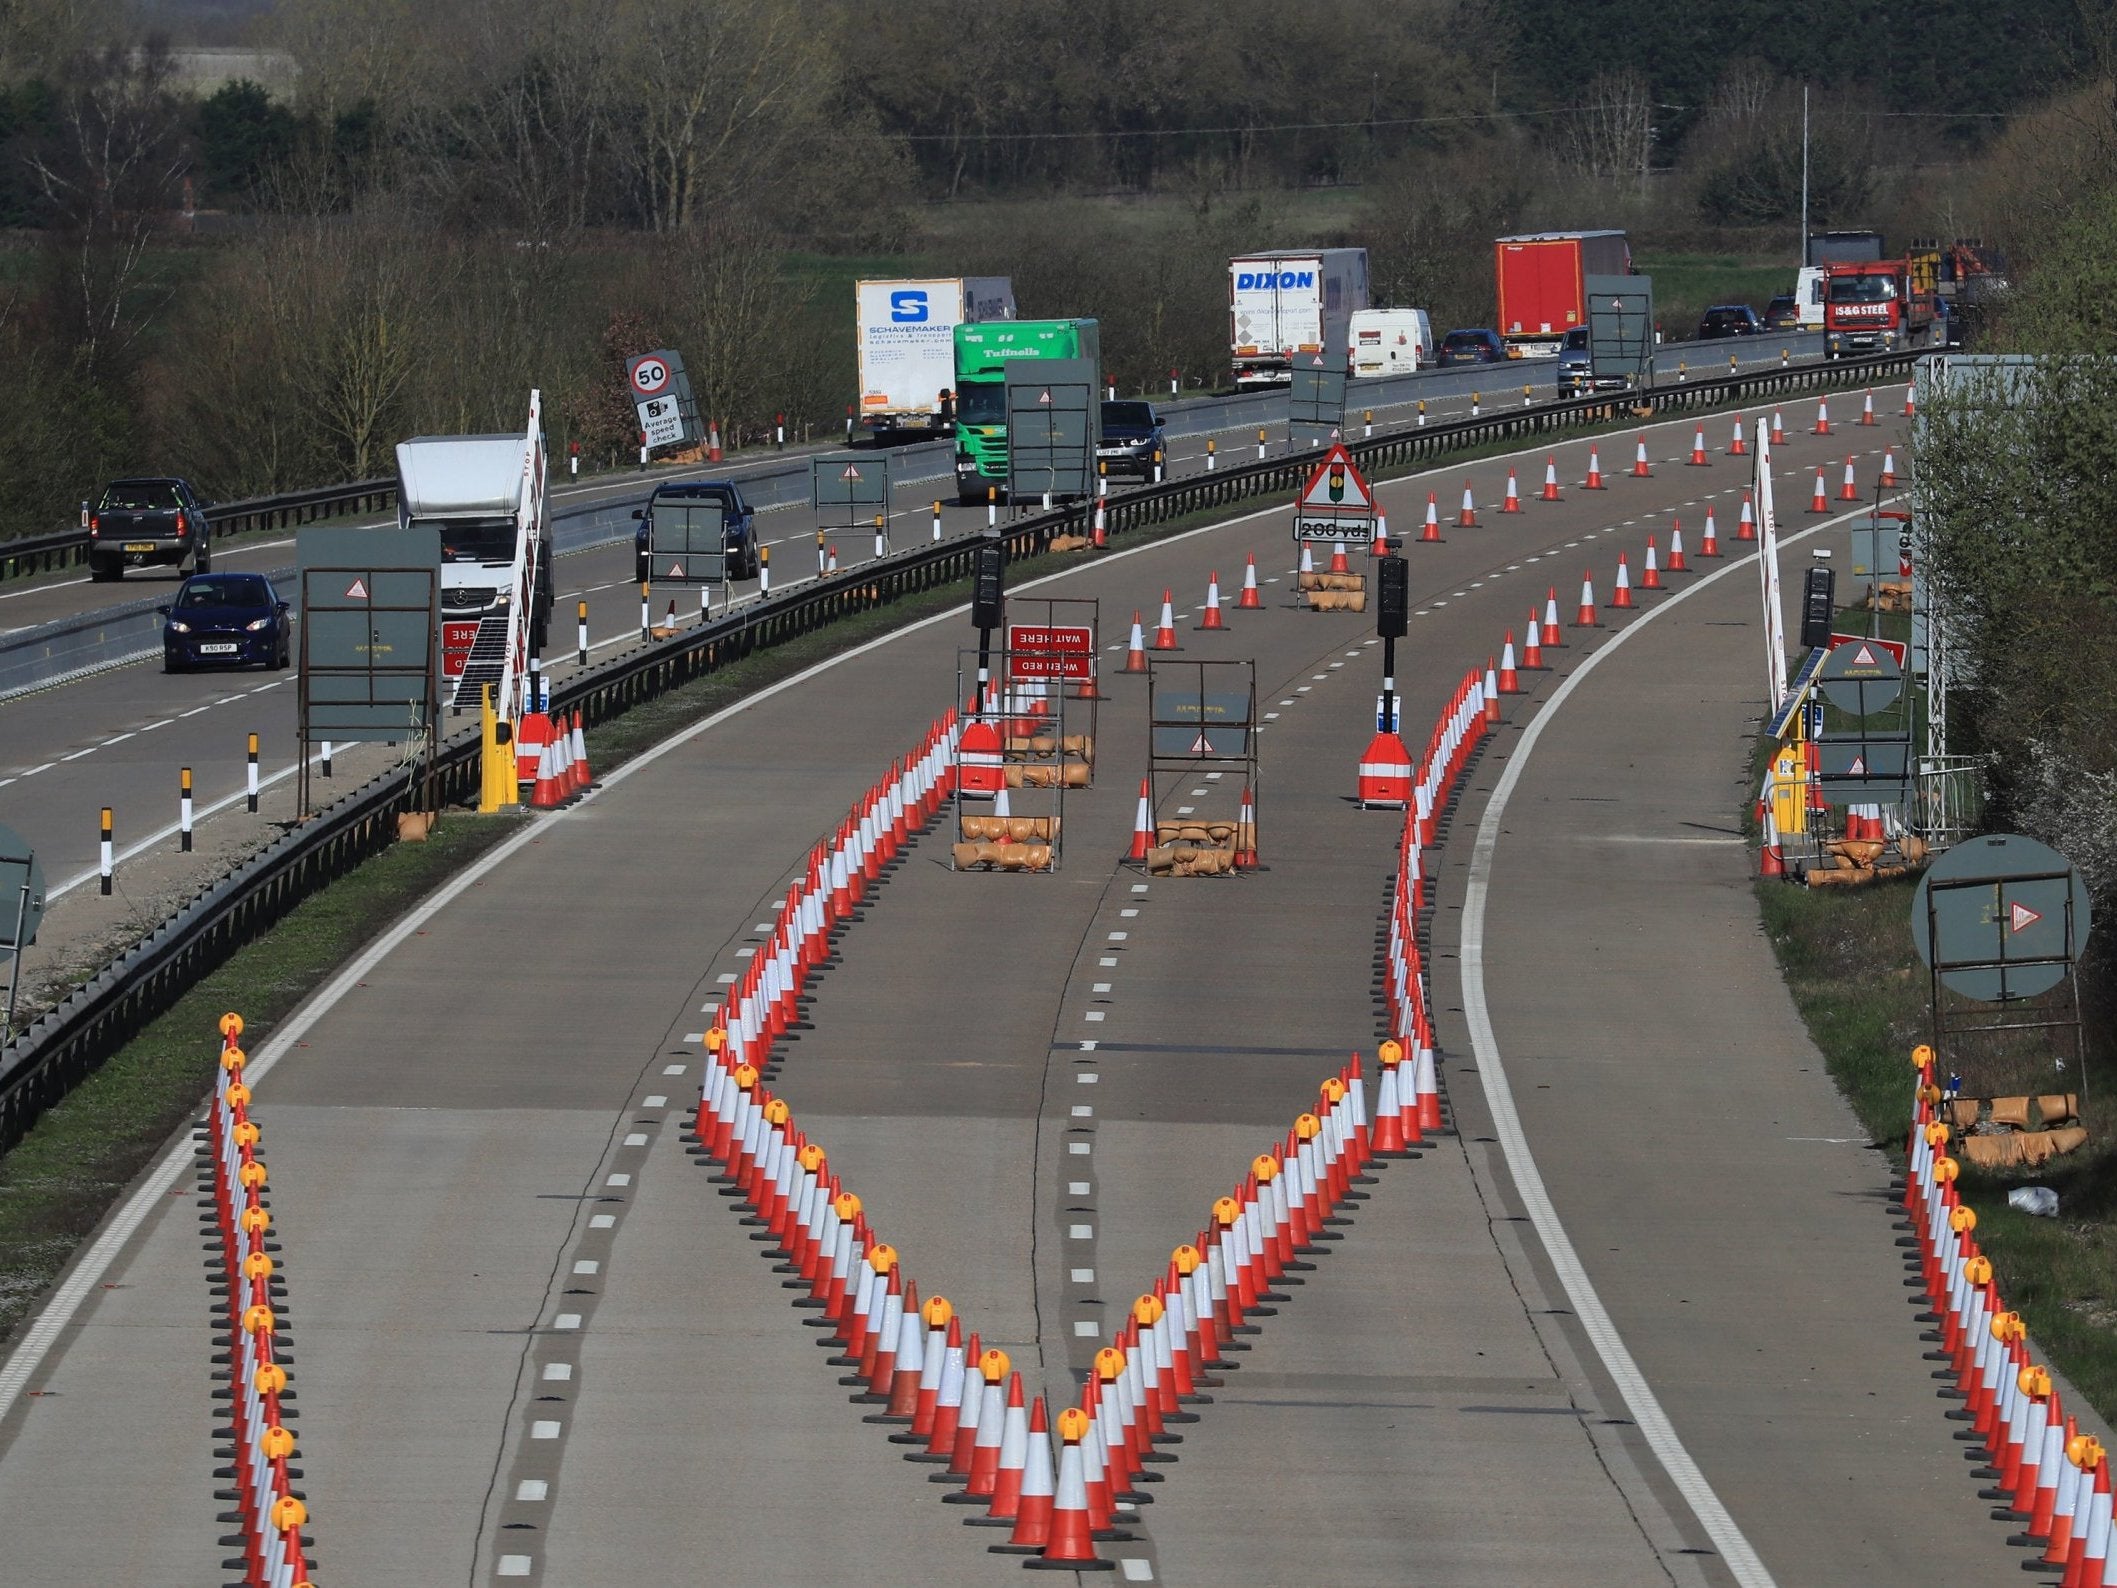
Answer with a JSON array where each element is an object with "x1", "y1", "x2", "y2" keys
[{"x1": 1376, "y1": 555, "x2": 1409, "y2": 639}]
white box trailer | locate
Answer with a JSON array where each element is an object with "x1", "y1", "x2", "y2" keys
[
  {"x1": 1227, "y1": 249, "x2": 1369, "y2": 387},
  {"x1": 1349, "y1": 308, "x2": 1433, "y2": 378},
  {"x1": 856, "y1": 276, "x2": 1015, "y2": 434}
]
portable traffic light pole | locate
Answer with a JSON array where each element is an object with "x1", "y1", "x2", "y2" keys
[{"x1": 1376, "y1": 555, "x2": 1409, "y2": 732}]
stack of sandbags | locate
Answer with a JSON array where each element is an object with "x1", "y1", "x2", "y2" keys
[
  {"x1": 950, "y1": 841, "x2": 1054, "y2": 872},
  {"x1": 960, "y1": 814, "x2": 1059, "y2": 842},
  {"x1": 1008, "y1": 762, "x2": 1090, "y2": 788}
]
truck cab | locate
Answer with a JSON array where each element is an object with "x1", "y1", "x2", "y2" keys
[
  {"x1": 1822, "y1": 261, "x2": 1933, "y2": 359},
  {"x1": 396, "y1": 432, "x2": 554, "y2": 656}
]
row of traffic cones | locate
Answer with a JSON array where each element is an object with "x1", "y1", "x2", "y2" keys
[
  {"x1": 1803, "y1": 452, "x2": 1900, "y2": 511},
  {"x1": 528, "y1": 708, "x2": 595, "y2": 809},
  {"x1": 1903, "y1": 1048, "x2": 2116, "y2": 1583}
]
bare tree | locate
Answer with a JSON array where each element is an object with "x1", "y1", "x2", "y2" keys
[{"x1": 1557, "y1": 70, "x2": 1651, "y2": 189}]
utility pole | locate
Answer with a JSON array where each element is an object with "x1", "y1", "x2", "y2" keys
[{"x1": 1799, "y1": 84, "x2": 1810, "y2": 262}]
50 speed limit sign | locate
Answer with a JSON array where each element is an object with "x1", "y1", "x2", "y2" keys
[{"x1": 628, "y1": 353, "x2": 673, "y2": 399}]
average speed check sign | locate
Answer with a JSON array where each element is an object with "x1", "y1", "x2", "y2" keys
[{"x1": 628, "y1": 353, "x2": 673, "y2": 400}]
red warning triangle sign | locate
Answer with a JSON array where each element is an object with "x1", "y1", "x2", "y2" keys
[
  {"x1": 840, "y1": 463, "x2": 861, "y2": 481},
  {"x1": 344, "y1": 577, "x2": 368, "y2": 599},
  {"x1": 1189, "y1": 731, "x2": 1213, "y2": 753},
  {"x1": 1038, "y1": 389, "x2": 1053, "y2": 405},
  {"x1": 2010, "y1": 901, "x2": 2043, "y2": 933},
  {"x1": 1298, "y1": 444, "x2": 1374, "y2": 512},
  {"x1": 1310, "y1": 353, "x2": 1326, "y2": 366},
  {"x1": 666, "y1": 560, "x2": 684, "y2": 578},
  {"x1": 1852, "y1": 643, "x2": 1878, "y2": 665},
  {"x1": 1848, "y1": 755, "x2": 1867, "y2": 775}
]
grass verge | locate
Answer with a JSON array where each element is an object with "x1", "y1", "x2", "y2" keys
[
  {"x1": 1755, "y1": 868, "x2": 2117, "y2": 1422},
  {"x1": 0, "y1": 813, "x2": 525, "y2": 1347}
]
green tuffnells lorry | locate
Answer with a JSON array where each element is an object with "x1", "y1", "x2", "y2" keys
[{"x1": 952, "y1": 318, "x2": 1101, "y2": 505}]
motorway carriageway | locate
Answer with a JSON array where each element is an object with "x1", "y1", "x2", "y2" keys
[{"x1": 0, "y1": 385, "x2": 2062, "y2": 1585}]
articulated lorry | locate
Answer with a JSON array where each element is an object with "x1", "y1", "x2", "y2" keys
[
  {"x1": 395, "y1": 393, "x2": 554, "y2": 710},
  {"x1": 1227, "y1": 250, "x2": 1368, "y2": 387},
  {"x1": 952, "y1": 318, "x2": 1101, "y2": 504},
  {"x1": 856, "y1": 277, "x2": 1015, "y2": 436},
  {"x1": 1493, "y1": 231, "x2": 1632, "y2": 358}
]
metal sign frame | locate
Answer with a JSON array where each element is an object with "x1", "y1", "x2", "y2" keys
[
  {"x1": 811, "y1": 454, "x2": 892, "y2": 546},
  {"x1": 1288, "y1": 353, "x2": 1349, "y2": 449},
  {"x1": 1006, "y1": 363, "x2": 1098, "y2": 503},
  {"x1": 644, "y1": 497, "x2": 732, "y2": 590},
  {"x1": 1138, "y1": 658, "x2": 1259, "y2": 877},
  {"x1": 1006, "y1": 596, "x2": 1100, "y2": 778},
  {"x1": 952, "y1": 647, "x2": 1069, "y2": 873},
  {"x1": 1586, "y1": 274, "x2": 1655, "y2": 392},
  {"x1": 0, "y1": 821, "x2": 45, "y2": 1046}
]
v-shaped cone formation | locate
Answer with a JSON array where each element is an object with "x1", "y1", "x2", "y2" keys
[
  {"x1": 1521, "y1": 610, "x2": 1545, "y2": 669},
  {"x1": 1700, "y1": 508, "x2": 1721, "y2": 557},
  {"x1": 1642, "y1": 537, "x2": 1663, "y2": 588},
  {"x1": 1541, "y1": 588, "x2": 1563, "y2": 646}
]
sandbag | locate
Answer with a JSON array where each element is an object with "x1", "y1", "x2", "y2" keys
[
  {"x1": 1297, "y1": 571, "x2": 1367, "y2": 592},
  {"x1": 1307, "y1": 589, "x2": 1368, "y2": 612}
]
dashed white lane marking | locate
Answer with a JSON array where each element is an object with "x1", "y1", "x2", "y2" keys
[
  {"x1": 553, "y1": 1313, "x2": 582, "y2": 1330},
  {"x1": 1068, "y1": 1182, "x2": 1092, "y2": 1195},
  {"x1": 1073, "y1": 1320, "x2": 1101, "y2": 1337},
  {"x1": 1121, "y1": 1560, "x2": 1157, "y2": 1582},
  {"x1": 1092, "y1": 982, "x2": 1112, "y2": 993},
  {"x1": 1084, "y1": 1010, "x2": 1105, "y2": 1022},
  {"x1": 498, "y1": 1556, "x2": 532, "y2": 1577},
  {"x1": 588, "y1": 1214, "x2": 616, "y2": 1229},
  {"x1": 1108, "y1": 931, "x2": 1127, "y2": 941},
  {"x1": 1120, "y1": 907, "x2": 1139, "y2": 917},
  {"x1": 1069, "y1": 1224, "x2": 1094, "y2": 1239},
  {"x1": 1097, "y1": 956, "x2": 1117, "y2": 967},
  {"x1": 573, "y1": 1260, "x2": 599, "y2": 1274},
  {"x1": 623, "y1": 1132, "x2": 648, "y2": 1146},
  {"x1": 1071, "y1": 1105, "x2": 1093, "y2": 1118},
  {"x1": 102, "y1": 731, "x2": 134, "y2": 745},
  {"x1": 1079, "y1": 1039, "x2": 1099, "y2": 1051},
  {"x1": 1071, "y1": 1267, "x2": 1095, "y2": 1282},
  {"x1": 543, "y1": 1363, "x2": 573, "y2": 1382},
  {"x1": 605, "y1": 1173, "x2": 630, "y2": 1187},
  {"x1": 642, "y1": 1095, "x2": 666, "y2": 1107},
  {"x1": 531, "y1": 1421, "x2": 563, "y2": 1441},
  {"x1": 1078, "y1": 1072, "x2": 1099, "y2": 1083},
  {"x1": 1130, "y1": 883, "x2": 1149, "y2": 892},
  {"x1": 716, "y1": 971, "x2": 737, "y2": 983},
  {"x1": 1069, "y1": 1141, "x2": 1092, "y2": 1155},
  {"x1": 516, "y1": 1480, "x2": 549, "y2": 1502},
  {"x1": 59, "y1": 747, "x2": 95, "y2": 761},
  {"x1": 662, "y1": 1063, "x2": 686, "y2": 1076}
]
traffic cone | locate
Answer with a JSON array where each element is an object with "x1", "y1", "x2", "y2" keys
[
  {"x1": 1631, "y1": 434, "x2": 1651, "y2": 477},
  {"x1": 1541, "y1": 589, "x2": 1562, "y2": 646},
  {"x1": 1700, "y1": 508, "x2": 1721, "y2": 556},
  {"x1": 1738, "y1": 492, "x2": 1757, "y2": 541},
  {"x1": 992, "y1": 1396, "x2": 1056, "y2": 1555},
  {"x1": 1860, "y1": 389, "x2": 1877, "y2": 426},
  {"x1": 1498, "y1": 632, "x2": 1520, "y2": 692},
  {"x1": 1521, "y1": 610, "x2": 1545, "y2": 669},
  {"x1": 969, "y1": 1374, "x2": 1030, "y2": 1526},
  {"x1": 1370, "y1": 514, "x2": 1389, "y2": 556},
  {"x1": 1575, "y1": 572, "x2": 1598, "y2": 626},
  {"x1": 1501, "y1": 469, "x2": 1521, "y2": 513},
  {"x1": 1808, "y1": 467, "x2": 1830, "y2": 513},
  {"x1": 1198, "y1": 573, "x2": 1225, "y2": 630},
  {"x1": 1668, "y1": 520, "x2": 1688, "y2": 572},
  {"x1": 1730, "y1": 414, "x2": 1748, "y2": 456},
  {"x1": 1456, "y1": 482, "x2": 1478, "y2": 527},
  {"x1": 1688, "y1": 424, "x2": 1708, "y2": 465},
  {"x1": 1235, "y1": 785, "x2": 1258, "y2": 869},
  {"x1": 1028, "y1": 1410, "x2": 1110, "y2": 1570},
  {"x1": 1420, "y1": 491, "x2": 1442, "y2": 541},
  {"x1": 1771, "y1": 408, "x2": 1786, "y2": 445},
  {"x1": 530, "y1": 734, "x2": 564, "y2": 809},
  {"x1": 1814, "y1": 397, "x2": 1832, "y2": 435},
  {"x1": 1585, "y1": 445, "x2": 1606, "y2": 489},
  {"x1": 1641, "y1": 537, "x2": 1662, "y2": 589},
  {"x1": 1838, "y1": 454, "x2": 1860, "y2": 501},
  {"x1": 1151, "y1": 592, "x2": 1178, "y2": 649},
  {"x1": 1881, "y1": 448, "x2": 1899, "y2": 487},
  {"x1": 1237, "y1": 553, "x2": 1262, "y2": 608},
  {"x1": 1540, "y1": 455, "x2": 1561, "y2": 500},
  {"x1": 569, "y1": 710, "x2": 593, "y2": 791},
  {"x1": 1329, "y1": 540, "x2": 1350, "y2": 574},
  {"x1": 1760, "y1": 806, "x2": 1785, "y2": 877},
  {"x1": 1609, "y1": 555, "x2": 1634, "y2": 608},
  {"x1": 1904, "y1": 385, "x2": 1917, "y2": 418},
  {"x1": 1126, "y1": 779, "x2": 1152, "y2": 862},
  {"x1": 1371, "y1": 1053, "x2": 1408, "y2": 1155},
  {"x1": 1484, "y1": 659, "x2": 1501, "y2": 724},
  {"x1": 1092, "y1": 495, "x2": 1106, "y2": 548},
  {"x1": 1121, "y1": 611, "x2": 1147, "y2": 673}
]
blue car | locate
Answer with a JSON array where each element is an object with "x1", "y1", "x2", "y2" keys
[
  {"x1": 160, "y1": 572, "x2": 291, "y2": 672},
  {"x1": 1437, "y1": 328, "x2": 1505, "y2": 365}
]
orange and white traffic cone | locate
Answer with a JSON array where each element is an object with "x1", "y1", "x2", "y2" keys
[
  {"x1": 1575, "y1": 572, "x2": 1598, "y2": 626},
  {"x1": 1688, "y1": 424, "x2": 1708, "y2": 465},
  {"x1": 1457, "y1": 482, "x2": 1478, "y2": 527},
  {"x1": 1121, "y1": 611, "x2": 1148, "y2": 674},
  {"x1": 1609, "y1": 554, "x2": 1634, "y2": 608},
  {"x1": 1771, "y1": 408, "x2": 1786, "y2": 445},
  {"x1": 1881, "y1": 448, "x2": 1899, "y2": 487},
  {"x1": 1520, "y1": 609, "x2": 1545, "y2": 669},
  {"x1": 1235, "y1": 785, "x2": 1258, "y2": 869},
  {"x1": 1631, "y1": 434, "x2": 1652, "y2": 477},
  {"x1": 1371, "y1": 1046, "x2": 1408, "y2": 1155},
  {"x1": 1484, "y1": 659, "x2": 1502, "y2": 724},
  {"x1": 1668, "y1": 519, "x2": 1688, "y2": 572},
  {"x1": 1585, "y1": 445, "x2": 1606, "y2": 489},
  {"x1": 569, "y1": 710, "x2": 593, "y2": 791},
  {"x1": 1031, "y1": 1408, "x2": 1111, "y2": 1569},
  {"x1": 1370, "y1": 514, "x2": 1390, "y2": 556},
  {"x1": 1329, "y1": 540, "x2": 1351, "y2": 574},
  {"x1": 1738, "y1": 491, "x2": 1757, "y2": 541},
  {"x1": 1541, "y1": 589, "x2": 1563, "y2": 647},
  {"x1": 970, "y1": 1374, "x2": 1031, "y2": 1527},
  {"x1": 1904, "y1": 384, "x2": 1916, "y2": 418},
  {"x1": 530, "y1": 734, "x2": 564, "y2": 809},
  {"x1": 1700, "y1": 507, "x2": 1722, "y2": 556},
  {"x1": 1198, "y1": 572, "x2": 1226, "y2": 630},
  {"x1": 1501, "y1": 470, "x2": 1521, "y2": 513},
  {"x1": 1152, "y1": 591, "x2": 1178, "y2": 649},
  {"x1": 1641, "y1": 537, "x2": 1663, "y2": 589},
  {"x1": 1838, "y1": 454, "x2": 1860, "y2": 501},
  {"x1": 1860, "y1": 389, "x2": 1877, "y2": 426},
  {"x1": 992, "y1": 1396, "x2": 1056, "y2": 1555},
  {"x1": 1540, "y1": 454, "x2": 1562, "y2": 501},
  {"x1": 1498, "y1": 632, "x2": 1520, "y2": 692},
  {"x1": 1420, "y1": 491, "x2": 1442, "y2": 541},
  {"x1": 1814, "y1": 397, "x2": 1832, "y2": 435},
  {"x1": 1127, "y1": 779, "x2": 1152, "y2": 862},
  {"x1": 1760, "y1": 807, "x2": 1785, "y2": 877},
  {"x1": 1808, "y1": 467, "x2": 1831, "y2": 513},
  {"x1": 1237, "y1": 553, "x2": 1262, "y2": 608},
  {"x1": 1730, "y1": 414, "x2": 1748, "y2": 455}
]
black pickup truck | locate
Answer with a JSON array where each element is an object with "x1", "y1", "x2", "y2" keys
[{"x1": 84, "y1": 477, "x2": 212, "y2": 581}]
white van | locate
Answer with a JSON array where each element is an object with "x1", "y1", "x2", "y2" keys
[
  {"x1": 1794, "y1": 267, "x2": 1826, "y2": 329},
  {"x1": 1348, "y1": 308, "x2": 1432, "y2": 377}
]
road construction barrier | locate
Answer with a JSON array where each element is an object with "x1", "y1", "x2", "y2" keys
[
  {"x1": 1904, "y1": 1048, "x2": 2112, "y2": 1578},
  {"x1": 202, "y1": 1012, "x2": 317, "y2": 1588}
]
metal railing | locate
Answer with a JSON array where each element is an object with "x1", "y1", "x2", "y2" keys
[{"x1": 0, "y1": 346, "x2": 1923, "y2": 1152}]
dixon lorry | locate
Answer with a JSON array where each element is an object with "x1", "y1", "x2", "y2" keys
[
  {"x1": 1493, "y1": 230, "x2": 1632, "y2": 358},
  {"x1": 1227, "y1": 250, "x2": 1368, "y2": 387},
  {"x1": 856, "y1": 277, "x2": 1015, "y2": 436}
]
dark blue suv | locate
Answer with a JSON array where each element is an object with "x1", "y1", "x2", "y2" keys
[{"x1": 633, "y1": 480, "x2": 759, "y2": 584}]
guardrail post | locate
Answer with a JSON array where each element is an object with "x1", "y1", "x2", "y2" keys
[
  {"x1": 180, "y1": 769, "x2": 193, "y2": 851},
  {"x1": 321, "y1": 741, "x2": 332, "y2": 779},
  {"x1": 100, "y1": 807, "x2": 113, "y2": 895},
  {"x1": 246, "y1": 734, "x2": 259, "y2": 813},
  {"x1": 933, "y1": 501, "x2": 942, "y2": 541}
]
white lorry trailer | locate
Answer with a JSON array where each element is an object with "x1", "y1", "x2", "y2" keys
[
  {"x1": 1227, "y1": 249, "x2": 1369, "y2": 387},
  {"x1": 855, "y1": 277, "x2": 1015, "y2": 435}
]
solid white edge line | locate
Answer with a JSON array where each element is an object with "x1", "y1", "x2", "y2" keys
[{"x1": 1456, "y1": 497, "x2": 1887, "y2": 1588}]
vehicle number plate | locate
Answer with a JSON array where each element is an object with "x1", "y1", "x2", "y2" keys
[
  {"x1": 125, "y1": 541, "x2": 156, "y2": 552},
  {"x1": 199, "y1": 642, "x2": 238, "y2": 654}
]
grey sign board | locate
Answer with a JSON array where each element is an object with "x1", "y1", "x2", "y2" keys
[
  {"x1": 1813, "y1": 732, "x2": 1912, "y2": 803},
  {"x1": 0, "y1": 821, "x2": 45, "y2": 953},
  {"x1": 296, "y1": 525, "x2": 440, "y2": 744},
  {"x1": 1586, "y1": 274, "x2": 1654, "y2": 391},
  {"x1": 1007, "y1": 361, "x2": 1098, "y2": 500},
  {"x1": 1817, "y1": 636, "x2": 1904, "y2": 714},
  {"x1": 1151, "y1": 691, "x2": 1253, "y2": 758},
  {"x1": 646, "y1": 498, "x2": 729, "y2": 584},
  {"x1": 1912, "y1": 833, "x2": 2092, "y2": 1001},
  {"x1": 811, "y1": 455, "x2": 891, "y2": 514},
  {"x1": 1288, "y1": 353, "x2": 1348, "y2": 448}
]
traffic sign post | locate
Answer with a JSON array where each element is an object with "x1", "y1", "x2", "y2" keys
[
  {"x1": 627, "y1": 348, "x2": 702, "y2": 455},
  {"x1": 1911, "y1": 833, "x2": 2093, "y2": 1080},
  {"x1": 0, "y1": 820, "x2": 46, "y2": 1047},
  {"x1": 1291, "y1": 443, "x2": 1377, "y2": 544}
]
